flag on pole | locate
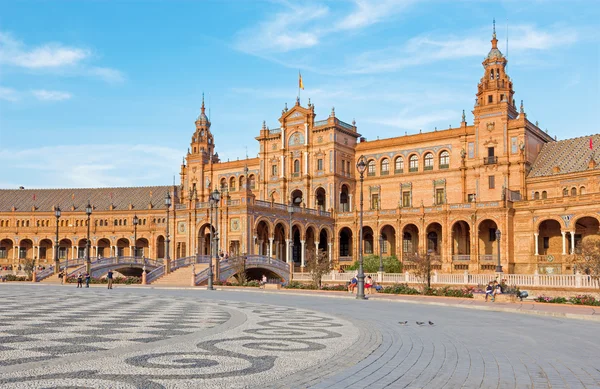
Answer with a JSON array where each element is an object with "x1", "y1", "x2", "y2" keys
[
  {"x1": 32, "y1": 194, "x2": 36, "y2": 201},
  {"x1": 299, "y1": 71, "x2": 304, "y2": 90}
]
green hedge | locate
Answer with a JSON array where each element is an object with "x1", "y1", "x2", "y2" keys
[
  {"x1": 535, "y1": 295, "x2": 600, "y2": 306},
  {"x1": 345, "y1": 255, "x2": 403, "y2": 273},
  {"x1": 380, "y1": 283, "x2": 474, "y2": 298},
  {"x1": 3, "y1": 274, "x2": 29, "y2": 282}
]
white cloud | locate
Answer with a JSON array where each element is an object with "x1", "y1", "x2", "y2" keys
[
  {"x1": 0, "y1": 144, "x2": 181, "y2": 188},
  {"x1": 32, "y1": 89, "x2": 72, "y2": 101},
  {"x1": 0, "y1": 32, "x2": 90, "y2": 68},
  {"x1": 335, "y1": 0, "x2": 414, "y2": 31},
  {"x1": 347, "y1": 24, "x2": 579, "y2": 74},
  {"x1": 0, "y1": 86, "x2": 20, "y2": 102},
  {"x1": 0, "y1": 31, "x2": 124, "y2": 83},
  {"x1": 88, "y1": 66, "x2": 125, "y2": 83}
]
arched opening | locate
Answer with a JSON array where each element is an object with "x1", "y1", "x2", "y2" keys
[
  {"x1": 39, "y1": 239, "x2": 53, "y2": 262},
  {"x1": 394, "y1": 156, "x2": 404, "y2": 173},
  {"x1": 19, "y1": 239, "x2": 34, "y2": 261},
  {"x1": 380, "y1": 158, "x2": 390, "y2": 175},
  {"x1": 367, "y1": 160, "x2": 376, "y2": 176},
  {"x1": 59, "y1": 239, "x2": 72, "y2": 260},
  {"x1": 573, "y1": 217, "x2": 600, "y2": 254},
  {"x1": 571, "y1": 187, "x2": 577, "y2": 196},
  {"x1": 293, "y1": 159, "x2": 300, "y2": 173},
  {"x1": 380, "y1": 225, "x2": 396, "y2": 256},
  {"x1": 292, "y1": 225, "x2": 301, "y2": 265},
  {"x1": 274, "y1": 222, "x2": 287, "y2": 261},
  {"x1": 77, "y1": 239, "x2": 88, "y2": 259},
  {"x1": 116, "y1": 238, "x2": 130, "y2": 257},
  {"x1": 478, "y1": 219, "x2": 498, "y2": 260},
  {"x1": 97, "y1": 238, "x2": 110, "y2": 258},
  {"x1": 291, "y1": 189, "x2": 303, "y2": 206},
  {"x1": 306, "y1": 227, "x2": 316, "y2": 259},
  {"x1": 402, "y1": 224, "x2": 419, "y2": 258},
  {"x1": 534, "y1": 192, "x2": 540, "y2": 200},
  {"x1": 315, "y1": 187, "x2": 326, "y2": 211},
  {"x1": 269, "y1": 190, "x2": 280, "y2": 203},
  {"x1": 541, "y1": 191, "x2": 547, "y2": 199},
  {"x1": 340, "y1": 184, "x2": 350, "y2": 212},
  {"x1": 0, "y1": 239, "x2": 14, "y2": 265},
  {"x1": 439, "y1": 150, "x2": 450, "y2": 168},
  {"x1": 239, "y1": 175, "x2": 246, "y2": 190},
  {"x1": 156, "y1": 236, "x2": 165, "y2": 259},
  {"x1": 255, "y1": 220, "x2": 270, "y2": 256},
  {"x1": 248, "y1": 174, "x2": 256, "y2": 190},
  {"x1": 451, "y1": 221, "x2": 471, "y2": 260},
  {"x1": 409, "y1": 154, "x2": 419, "y2": 172},
  {"x1": 135, "y1": 238, "x2": 149, "y2": 258},
  {"x1": 198, "y1": 223, "x2": 215, "y2": 256},
  {"x1": 220, "y1": 178, "x2": 227, "y2": 192},
  {"x1": 424, "y1": 152, "x2": 434, "y2": 170},
  {"x1": 229, "y1": 176, "x2": 236, "y2": 192},
  {"x1": 537, "y1": 220, "x2": 562, "y2": 257},
  {"x1": 319, "y1": 229, "x2": 328, "y2": 255},
  {"x1": 243, "y1": 268, "x2": 283, "y2": 283},
  {"x1": 339, "y1": 227, "x2": 353, "y2": 260},
  {"x1": 362, "y1": 226, "x2": 374, "y2": 255},
  {"x1": 426, "y1": 222, "x2": 442, "y2": 256}
]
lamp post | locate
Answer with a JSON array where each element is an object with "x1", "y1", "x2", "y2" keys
[
  {"x1": 165, "y1": 192, "x2": 171, "y2": 272},
  {"x1": 54, "y1": 206, "x2": 61, "y2": 274},
  {"x1": 207, "y1": 189, "x2": 220, "y2": 290},
  {"x1": 85, "y1": 202, "x2": 92, "y2": 274},
  {"x1": 378, "y1": 234, "x2": 384, "y2": 272},
  {"x1": 133, "y1": 215, "x2": 139, "y2": 258},
  {"x1": 287, "y1": 202, "x2": 294, "y2": 266},
  {"x1": 356, "y1": 155, "x2": 367, "y2": 300},
  {"x1": 495, "y1": 229, "x2": 503, "y2": 273},
  {"x1": 427, "y1": 249, "x2": 433, "y2": 289}
]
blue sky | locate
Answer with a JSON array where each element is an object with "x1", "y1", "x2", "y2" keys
[{"x1": 0, "y1": 0, "x2": 598, "y2": 189}]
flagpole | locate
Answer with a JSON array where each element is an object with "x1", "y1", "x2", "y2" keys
[{"x1": 298, "y1": 70, "x2": 301, "y2": 102}]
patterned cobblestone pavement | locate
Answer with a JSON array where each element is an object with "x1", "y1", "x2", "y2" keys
[{"x1": 0, "y1": 284, "x2": 599, "y2": 388}]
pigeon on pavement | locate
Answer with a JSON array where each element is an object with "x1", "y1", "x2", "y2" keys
[
  {"x1": 429, "y1": 321, "x2": 435, "y2": 325},
  {"x1": 399, "y1": 321, "x2": 408, "y2": 325},
  {"x1": 416, "y1": 321, "x2": 425, "y2": 325}
]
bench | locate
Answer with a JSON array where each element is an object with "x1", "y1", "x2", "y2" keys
[{"x1": 473, "y1": 293, "x2": 517, "y2": 302}]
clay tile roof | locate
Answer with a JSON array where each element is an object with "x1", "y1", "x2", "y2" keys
[
  {"x1": 528, "y1": 134, "x2": 600, "y2": 178},
  {"x1": 0, "y1": 186, "x2": 171, "y2": 213}
]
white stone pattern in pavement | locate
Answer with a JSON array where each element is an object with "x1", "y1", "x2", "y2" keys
[{"x1": 0, "y1": 289, "x2": 359, "y2": 388}]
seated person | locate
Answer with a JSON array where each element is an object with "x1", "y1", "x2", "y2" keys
[
  {"x1": 485, "y1": 282, "x2": 494, "y2": 302},
  {"x1": 365, "y1": 275, "x2": 373, "y2": 294},
  {"x1": 348, "y1": 274, "x2": 358, "y2": 293}
]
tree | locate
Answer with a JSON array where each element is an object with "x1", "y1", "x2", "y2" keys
[
  {"x1": 407, "y1": 251, "x2": 441, "y2": 290},
  {"x1": 575, "y1": 235, "x2": 600, "y2": 289},
  {"x1": 22, "y1": 258, "x2": 35, "y2": 281},
  {"x1": 231, "y1": 255, "x2": 248, "y2": 285},
  {"x1": 305, "y1": 248, "x2": 331, "y2": 289}
]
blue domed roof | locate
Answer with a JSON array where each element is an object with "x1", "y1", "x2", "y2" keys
[{"x1": 487, "y1": 47, "x2": 504, "y2": 59}]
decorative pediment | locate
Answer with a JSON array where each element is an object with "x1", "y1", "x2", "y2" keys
[{"x1": 483, "y1": 137, "x2": 498, "y2": 146}]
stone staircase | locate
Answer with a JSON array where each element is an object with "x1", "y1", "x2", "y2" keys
[{"x1": 151, "y1": 264, "x2": 208, "y2": 286}]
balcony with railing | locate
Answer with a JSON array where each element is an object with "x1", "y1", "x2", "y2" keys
[
  {"x1": 409, "y1": 167, "x2": 418, "y2": 173},
  {"x1": 424, "y1": 165, "x2": 433, "y2": 171},
  {"x1": 483, "y1": 156, "x2": 498, "y2": 165},
  {"x1": 452, "y1": 255, "x2": 472, "y2": 262},
  {"x1": 439, "y1": 164, "x2": 449, "y2": 169},
  {"x1": 394, "y1": 169, "x2": 403, "y2": 174}
]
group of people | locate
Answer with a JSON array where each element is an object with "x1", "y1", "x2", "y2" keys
[
  {"x1": 347, "y1": 273, "x2": 381, "y2": 294},
  {"x1": 485, "y1": 280, "x2": 503, "y2": 302},
  {"x1": 58, "y1": 269, "x2": 114, "y2": 289}
]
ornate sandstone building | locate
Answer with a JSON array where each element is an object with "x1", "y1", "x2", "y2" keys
[{"x1": 1, "y1": 27, "x2": 599, "y2": 276}]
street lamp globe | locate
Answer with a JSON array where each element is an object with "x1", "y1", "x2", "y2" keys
[
  {"x1": 133, "y1": 215, "x2": 139, "y2": 226},
  {"x1": 165, "y1": 192, "x2": 172, "y2": 207},
  {"x1": 356, "y1": 155, "x2": 367, "y2": 175},
  {"x1": 495, "y1": 229, "x2": 501, "y2": 241},
  {"x1": 212, "y1": 189, "x2": 221, "y2": 202},
  {"x1": 85, "y1": 202, "x2": 92, "y2": 217},
  {"x1": 55, "y1": 207, "x2": 61, "y2": 219}
]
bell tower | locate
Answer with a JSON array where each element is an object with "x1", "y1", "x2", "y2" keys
[
  {"x1": 474, "y1": 19, "x2": 517, "y2": 118},
  {"x1": 181, "y1": 94, "x2": 220, "y2": 203}
]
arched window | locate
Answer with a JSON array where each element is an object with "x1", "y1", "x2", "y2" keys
[
  {"x1": 229, "y1": 177, "x2": 236, "y2": 191},
  {"x1": 293, "y1": 159, "x2": 300, "y2": 173},
  {"x1": 534, "y1": 192, "x2": 540, "y2": 200},
  {"x1": 439, "y1": 151, "x2": 450, "y2": 168},
  {"x1": 367, "y1": 160, "x2": 376, "y2": 176},
  {"x1": 424, "y1": 153, "x2": 434, "y2": 170},
  {"x1": 381, "y1": 158, "x2": 389, "y2": 175},
  {"x1": 580, "y1": 186, "x2": 586, "y2": 195},
  {"x1": 563, "y1": 188, "x2": 568, "y2": 197},
  {"x1": 394, "y1": 157, "x2": 404, "y2": 173},
  {"x1": 123, "y1": 219, "x2": 127, "y2": 226},
  {"x1": 249, "y1": 175, "x2": 256, "y2": 190},
  {"x1": 409, "y1": 155, "x2": 418, "y2": 172},
  {"x1": 16, "y1": 220, "x2": 20, "y2": 227},
  {"x1": 220, "y1": 178, "x2": 227, "y2": 191},
  {"x1": 490, "y1": 69, "x2": 494, "y2": 80},
  {"x1": 541, "y1": 191, "x2": 547, "y2": 199},
  {"x1": 571, "y1": 187, "x2": 577, "y2": 196}
]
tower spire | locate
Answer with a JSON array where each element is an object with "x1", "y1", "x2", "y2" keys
[
  {"x1": 201, "y1": 92, "x2": 205, "y2": 114},
  {"x1": 491, "y1": 18, "x2": 498, "y2": 49}
]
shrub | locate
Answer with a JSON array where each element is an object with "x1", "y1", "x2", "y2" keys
[
  {"x1": 423, "y1": 286, "x2": 473, "y2": 298},
  {"x1": 4, "y1": 274, "x2": 28, "y2": 282},
  {"x1": 568, "y1": 295, "x2": 600, "y2": 306},
  {"x1": 320, "y1": 284, "x2": 347, "y2": 291},
  {"x1": 284, "y1": 281, "x2": 316, "y2": 290},
  {"x1": 244, "y1": 280, "x2": 260, "y2": 287},
  {"x1": 380, "y1": 283, "x2": 421, "y2": 295},
  {"x1": 346, "y1": 255, "x2": 403, "y2": 273},
  {"x1": 534, "y1": 296, "x2": 568, "y2": 304}
]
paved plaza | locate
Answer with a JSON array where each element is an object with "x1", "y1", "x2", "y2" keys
[{"x1": 0, "y1": 285, "x2": 599, "y2": 388}]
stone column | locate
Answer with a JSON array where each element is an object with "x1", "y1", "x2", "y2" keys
[
  {"x1": 328, "y1": 242, "x2": 332, "y2": 263},
  {"x1": 300, "y1": 240, "x2": 306, "y2": 268},
  {"x1": 534, "y1": 233, "x2": 539, "y2": 255},
  {"x1": 72, "y1": 245, "x2": 76, "y2": 260},
  {"x1": 269, "y1": 238, "x2": 274, "y2": 258},
  {"x1": 561, "y1": 231, "x2": 566, "y2": 255},
  {"x1": 348, "y1": 194, "x2": 353, "y2": 212},
  {"x1": 314, "y1": 241, "x2": 319, "y2": 255},
  {"x1": 570, "y1": 231, "x2": 575, "y2": 254},
  {"x1": 285, "y1": 239, "x2": 291, "y2": 264}
]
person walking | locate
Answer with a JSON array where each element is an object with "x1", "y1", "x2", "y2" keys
[
  {"x1": 85, "y1": 272, "x2": 91, "y2": 288},
  {"x1": 76, "y1": 273, "x2": 83, "y2": 288},
  {"x1": 107, "y1": 269, "x2": 113, "y2": 289}
]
